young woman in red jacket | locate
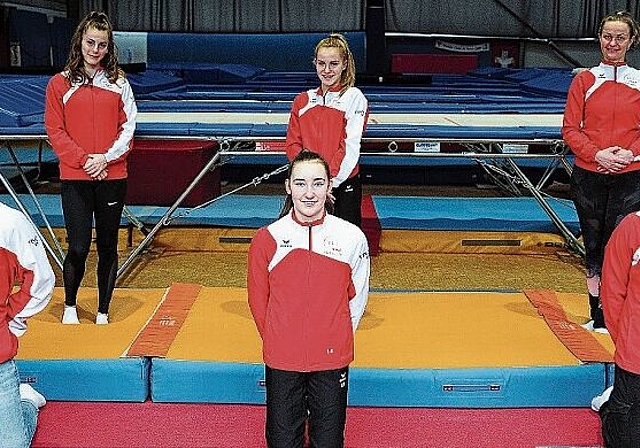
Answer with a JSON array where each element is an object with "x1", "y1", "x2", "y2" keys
[
  {"x1": 0, "y1": 201, "x2": 55, "y2": 447},
  {"x1": 248, "y1": 151, "x2": 370, "y2": 447},
  {"x1": 285, "y1": 34, "x2": 369, "y2": 228},
  {"x1": 562, "y1": 11, "x2": 640, "y2": 333},
  {"x1": 600, "y1": 210, "x2": 640, "y2": 446},
  {"x1": 45, "y1": 11, "x2": 137, "y2": 325}
]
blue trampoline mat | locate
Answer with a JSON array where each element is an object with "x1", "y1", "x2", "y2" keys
[{"x1": 0, "y1": 194, "x2": 579, "y2": 234}]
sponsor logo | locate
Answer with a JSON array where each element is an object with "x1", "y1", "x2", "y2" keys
[
  {"x1": 323, "y1": 237, "x2": 342, "y2": 257},
  {"x1": 280, "y1": 239, "x2": 292, "y2": 248},
  {"x1": 28, "y1": 237, "x2": 39, "y2": 247},
  {"x1": 107, "y1": 201, "x2": 118, "y2": 206}
]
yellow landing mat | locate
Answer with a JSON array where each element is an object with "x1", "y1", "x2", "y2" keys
[
  {"x1": 16, "y1": 287, "x2": 165, "y2": 359},
  {"x1": 16, "y1": 285, "x2": 615, "y2": 368},
  {"x1": 162, "y1": 286, "x2": 615, "y2": 369}
]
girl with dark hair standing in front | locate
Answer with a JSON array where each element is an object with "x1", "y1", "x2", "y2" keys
[
  {"x1": 562, "y1": 10, "x2": 640, "y2": 333},
  {"x1": 248, "y1": 150, "x2": 370, "y2": 447},
  {"x1": 45, "y1": 11, "x2": 137, "y2": 325},
  {"x1": 286, "y1": 34, "x2": 369, "y2": 228}
]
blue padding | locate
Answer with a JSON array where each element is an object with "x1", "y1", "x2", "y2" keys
[
  {"x1": 150, "y1": 360, "x2": 605, "y2": 407},
  {"x1": 127, "y1": 70, "x2": 185, "y2": 95},
  {"x1": 128, "y1": 195, "x2": 283, "y2": 228},
  {"x1": 348, "y1": 364, "x2": 606, "y2": 408},
  {"x1": 0, "y1": 78, "x2": 47, "y2": 127},
  {"x1": 372, "y1": 196, "x2": 579, "y2": 233},
  {"x1": 363, "y1": 125, "x2": 562, "y2": 140},
  {"x1": 522, "y1": 71, "x2": 573, "y2": 98},
  {"x1": 135, "y1": 121, "x2": 562, "y2": 140},
  {"x1": 0, "y1": 148, "x2": 57, "y2": 165},
  {"x1": 16, "y1": 358, "x2": 150, "y2": 402},
  {"x1": 1, "y1": 194, "x2": 578, "y2": 233},
  {"x1": 469, "y1": 67, "x2": 515, "y2": 78},
  {"x1": 147, "y1": 32, "x2": 365, "y2": 71},
  {"x1": 0, "y1": 195, "x2": 65, "y2": 227},
  {"x1": 136, "y1": 100, "x2": 292, "y2": 113},
  {"x1": 146, "y1": 63, "x2": 265, "y2": 85},
  {"x1": 135, "y1": 99, "x2": 564, "y2": 114},
  {"x1": 151, "y1": 360, "x2": 266, "y2": 403}
]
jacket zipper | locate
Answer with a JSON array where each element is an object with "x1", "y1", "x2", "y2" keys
[{"x1": 302, "y1": 222, "x2": 313, "y2": 371}]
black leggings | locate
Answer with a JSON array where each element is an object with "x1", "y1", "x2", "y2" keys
[
  {"x1": 601, "y1": 365, "x2": 640, "y2": 447},
  {"x1": 571, "y1": 167, "x2": 640, "y2": 277},
  {"x1": 333, "y1": 174, "x2": 362, "y2": 228},
  {"x1": 61, "y1": 179, "x2": 126, "y2": 314}
]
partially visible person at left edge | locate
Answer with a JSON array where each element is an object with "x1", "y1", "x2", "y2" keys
[
  {"x1": 599, "y1": 210, "x2": 640, "y2": 447},
  {"x1": 45, "y1": 11, "x2": 137, "y2": 325},
  {"x1": 0, "y1": 201, "x2": 55, "y2": 447},
  {"x1": 562, "y1": 10, "x2": 640, "y2": 333},
  {"x1": 285, "y1": 33, "x2": 369, "y2": 228}
]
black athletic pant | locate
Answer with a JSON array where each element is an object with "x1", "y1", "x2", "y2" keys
[
  {"x1": 571, "y1": 166, "x2": 640, "y2": 277},
  {"x1": 265, "y1": 366, "x2": 349, "y2": 448},
  {"x1": 601, "y1": 365, "x2": 640, "y2": 447},
  {"x1": 333, "y1": 174, "x2": 362, "y2": 228},
  {"x1": 61, "y1": 179, "x2": 126, "y2": 314}
]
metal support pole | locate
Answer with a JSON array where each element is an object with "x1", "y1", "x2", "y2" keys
[
  {"x1": 5, "y1": 143, "x2": 66, "y2": 259},
  {"x1": 116, "y1": 150, "x2": 223, "y2": 279},
  {"x1": 505, "y1": 157, "x2": 585, "y2": 257}
]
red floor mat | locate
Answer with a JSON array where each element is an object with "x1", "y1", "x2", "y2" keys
[{"x1": 33, "y1": 402, "x2": 603, "y2": 448}]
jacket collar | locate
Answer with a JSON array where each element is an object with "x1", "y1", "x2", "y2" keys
[{"x1": 290, "y1": 209, "x2": 326, "y2": 227}]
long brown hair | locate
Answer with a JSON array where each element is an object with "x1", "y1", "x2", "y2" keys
[
  {"x1": 279, "y1": 150, "x2": 334, "y2": 218},
  {"x1": 64, "y1": 11, "x2": 123, "y2": 85},
  {"x1": 314, "y1": 33, "x2": 357, "y2": 96}
]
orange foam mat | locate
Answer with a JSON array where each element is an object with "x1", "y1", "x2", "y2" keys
[
  {"x1": 161, "y1": 286, "x2": 613, "y2": 369},
  {"x1": 525, "y1": 289, "x2": 614, "y2": 363},
  {"x1": 17, "y1": 287, "x2": 166, "y2": 360}
]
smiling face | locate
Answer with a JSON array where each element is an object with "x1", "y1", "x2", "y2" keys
[
  {"x1": 600, "y1": 20, "x2": 633, "y2": 63},
  {"x1": 82, "y1": 26, "x2": 109, "y2": 74},
  {"x1": 315, "y1": 46, "x2": 346, "y2": 94},
  {"x1": 285, "y1": 159, "x2": 331, "y2": 223}
]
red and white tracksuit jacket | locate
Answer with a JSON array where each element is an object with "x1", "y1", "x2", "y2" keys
[
  {"x1": 562, "y1": 61, "x2": 640, "y2": 173},
  {"x1": 285, "y1": 85, "x2": 369, "y2": 188},
  {"x1": 247, "y1": 211, "x2": 370, "y2": 372},
  {"x1": 602, "y1": 211, "x2": 640, "y2": 374},
  {"x1": 45, "y1": 69, "x2": 137, "y2": 180},
  {"x1": 0, "y1": 202, "x2": 55, "y2": 364}
]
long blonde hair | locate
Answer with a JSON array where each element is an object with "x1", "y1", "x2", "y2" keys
[{"x1": 314, "y1": 33, "x2": 356, "y2": 95}]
